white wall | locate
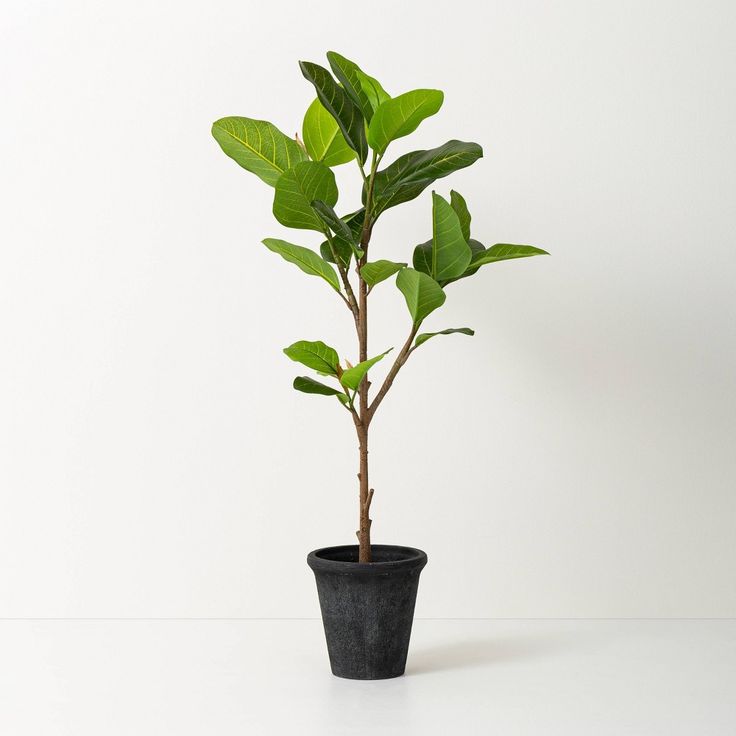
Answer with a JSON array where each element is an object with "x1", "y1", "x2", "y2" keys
[{"x1": 2, "y1": 0, "x2": 735, "y2": 619}]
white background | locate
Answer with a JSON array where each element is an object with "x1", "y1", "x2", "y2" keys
[{"x1": 1, "y1": 0, "x2": 735, "y2": 619}]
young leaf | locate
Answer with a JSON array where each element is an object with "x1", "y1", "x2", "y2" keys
[
  {"x1": 212, "y1": 117, "x2": 308, "y2": 187},
  {"x1": 430, "y1": 192, "x2": 472, "y2": 281},
  {"x1": 360, "y1": 260, "x2": 406, "y2": 287},
  {"x1": 355, "y1": 69, "x2": 390, "y2": 115},
  {"x1": 299, "y1": 61, "x2": 368, "y2": 165},
  {"x1": 340, "y1": 349, "x2": 393, "y2": 390},
  {"x1": 470, "y1": 243, "x2": 550, "y2": 267},
  {"x1": 302, "y1": 99, "x2": 355, "y2": 167},
  {"x1": 370, "y1": 140, "x2": 483, "y2": 216},
  {"x1": 293, "y1": 376, "x2": 347, "y2": 399},
  {"x1": 326, "y1": 51, "x2": 376, "y2": 122},
  {"x1": 450, "y1": 190, "x2": 471, "y2": 241},
  {"x1": 367, "y1": 89, "x2": 444, "y2": 153},
  {"x1": 262, "y1": 239, "x2": 340, "y2": 292},
  {"x1": 319, "y1": 209, "x2": 366, "y2": 267},
  {"x1": 412, "y1": 239, "x2": 433, "y2": 276},
  {"x1": 395, "y1": 268, "x2": 446, "y2": 324},
  {"x1": 284, "y1": 340, "x2": 340, "y2": 376},
  {"x1": 320, "y1": 238, "x2": 353, "y2": 269},
  {"x1": 272, "y1": 161, "x2": 338, "y2": 231},
  {"x1": 414, "y1": 327, "x2": 475, "y2": 347},
  {"x1": 311, "y1": 201, "x2": 358, "y2": 246}
]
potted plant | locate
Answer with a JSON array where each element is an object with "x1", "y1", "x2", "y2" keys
[{"x1": 212, "y1": 51, "x2": 548, "y2": 679}]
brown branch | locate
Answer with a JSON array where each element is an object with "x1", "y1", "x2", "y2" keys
[{"x1": 366, "y1": 322, "x2": 420, "y2": 424}]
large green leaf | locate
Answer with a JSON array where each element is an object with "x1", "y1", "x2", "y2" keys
[
  {"x1": 212, "y1": 117, "x2": 308, "y2": 187},
  {"x1": 360, "y1": 260, "x2": 406, "y2": 287},
  {"x1": 340, "y1": 349, "x2": 393, "y2": 390},
  {"x1": 272, "y1": 161, "x2": 338, "y2": 231},
  {"x1": 370, "y1": 140, "x2": 483, "y2": 216},
  {"x1": 299, "y1": 61, "x2": 368, "y2": 165},
  {"x1": 412, "y1": 193, "x2": 471, "y2": 281},
  {"x1": 283, "y1": 340, "x2": 340, "y2": 375},
  {"x1": 367, "y1": 89, "x2": 444, "y2": 153},
  {"x1": 414, "y1": 327, "x2": 474, "y2": 347},
  {"x1": 395, "y1": 268, "x2": 446, "y2": 324},
  {"x1": 470, "y1": 243, "x2": 550, "y2": 267},
  {"x1": 262, "y1": 238, "x2": 340, "y2": 291},
  {"x1": 293, "y1": 376, "x2": 347, "y2": 399},
  {"x1": 442, "y1": 238, "x2": 485, "y2": 285},
  {"x1": 430, "y1": 192, "x2": 472, "y2": 281},
  {"x1": 450, "y1": 190, "x2": 471, "y2": 241},
  {"x1": 301, "y1": 98, "x2": 355, "y2": 167},
  {"x1": 326, "y1": 51, "x2": 376, "y2": 122}
]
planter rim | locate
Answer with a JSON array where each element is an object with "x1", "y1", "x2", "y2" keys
[{"x1": 307, "y1": 544, "x2": 427, "y2": 575}]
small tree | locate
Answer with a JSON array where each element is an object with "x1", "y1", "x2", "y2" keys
[{"x1": 212, "y1": 52, "x2": 547, "y2": 563}]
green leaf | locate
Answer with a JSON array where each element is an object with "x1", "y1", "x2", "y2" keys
[
  {"x1": 272, "y1": 161, "x2": 338, "y2": 232},
  {"x1": 326, "y1": 51, "x2": 376, "y2": 122},
  {"x1": 301, "y1": 98, "x2": 355, "y2": 167},
  {"x1": 367, "y1": 89, "x2": 444, "y2": 153},
  {"x1": 211, "y1": 117, "x2": 308, "y2": 187},
  {"x1": 293, "y1": 376, "x2": 347, "y2": 399},
  {"x1": 355, "y1": 69, "x2": 390, "y2": 115},
  {"x1": 311, "y1": 201, "x2": 358, "y2": 246},
  {"x1": 430, "y1": 192, "x2": 472, "y2": 281},
  {"x1": 360, "y1": 260, "x2": 406, "y2": 287},
  {"x1": 395, "y1": 268, "x2": 446, "y2": 324},
  {"x1": 284, "y1": 340, "x2": 340, "y2": 376},
  {"x1": 414, "y1": 327, "x2": 475, "y2": 347},
  {"x1": 413, "y1": 193, "x2": 472, "y2": 281},
  {"x1": 319, "y1": 209, "x2": 365, "y2": 267},
  {"x1": 442, "y1": 238, "x2": 485, "y2": 285},
  {"x1": 450, "y1": 190, "x2": 471, "y2": 241},
  {"x1": 371, "y1": 140, "x2": 483, "y2": 216},
  {"x1": 299, "y1": 61, "x2": 368, "y2": 165},
  {"x1": 340, "y1": 349, "x2": 393, "y2": 390},
  {"x1": 470, "y1": 243, "x2": 550, "y2": 267},
  {"x1": 262, "y1": 239, "x2": 340, "y2": 292}
]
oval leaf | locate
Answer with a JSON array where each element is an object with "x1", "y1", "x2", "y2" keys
[
  {"x1": 273, "y1": 161, "x2": 338, "y2": 232},
  {"x1": 340, "y1": 349, "x2": 393, "y2": 390},
  {"x1": 262, "y1": 239, "x2": 340, "y2": 292},
  {"x1": 293, "y1": 376, "x2": 347, "y2": 399},
  {"x1": 302, "y1": 98, "x2": 355, "y2": 167},
  {"x1": 360, "y1": 260, "x2": 406, "y2": 287},
  {"x1": 299, "y1": 61, "x2": 368, "y2": 165},
  {"x1": 430, "y1": 192, "x2": 472, "y2": 281},
  {"x1": 450, "y1": 190, "x2": 471, "y2": 241},
  {"x1": 367, "y1": 89, "x2": 444, "y2": 153},
  {"x1": 395, "y1": 268, "x2": 446, "y2": 324},
  {"x1": 212, "y1": 117, "x2": 308, "y2": 187},
  {"x1": 371, "y1": 140, "x2": 483, "y2": 216},
  {"x1": 284, "y1": 340, "x2": 340, "y2": 376},
  {"x1": 471, "y1": 243, "x2": 550, "y2": 267},
  {"x1": 414, "y1": 327, "x2": 474, "y2": 347},
  {"x1": 326, "y1": 51, "x2": 376, "y2": 122}
]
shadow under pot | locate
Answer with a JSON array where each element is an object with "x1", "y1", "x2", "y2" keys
[{"x1": 307, "y1": 544, "x2": 428, "y2": 680}]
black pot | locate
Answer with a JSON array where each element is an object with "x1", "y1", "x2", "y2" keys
[{"x1": 307, "y1": 544, "x2": 428, "y2": 680}]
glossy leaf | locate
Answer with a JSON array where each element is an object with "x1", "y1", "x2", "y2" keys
[
  {"x1": 371, "y1": 140, "x2": 483, "y2": 216},
  {"x1": 299, "y1": 61, "x2": 368, "y2": 164},
  {"x1": 430, "y1": 192, "x2": 472, "y2": 281},
  {"x1": 414, "y1": 327, "x2": 474, "y2": 347},
  {"x1": 262, "y1": 239, "x2": 340, "y2": 292},
  {"x1": 340, "y1": 349, "x2": 393, "y2": 390},
  {"x1": 320, "y1": 209, "x2": 365, "y2": 267},
  {"x1": 412, "y1": 239, "x2": 432, "y2": 276},
  {"x1": 293, "y1": 376, "x2": 347, "y2": 399},
  {"x1": 326, "y1": 51, "x2": 375, "y2": 122},
  {"x1": 283, "y1": 340, "x2": 340, "y2": 376},
  {"x1": 395, "y1": 268, "x2": 446, "y2": 324},
  {"x1": 450, "y1": 190, "x2": 471, "y2": 241},
  {"x1": 442, "y1": 238, "x2": 485, "y2": 285},
  {"x1": 211, "y1": 117, "x2": 308, "y2": 187},
  {"x1": 272, "y1": 161, "x2": 338, "y2": 231},
  {"x1": 360, "y1": 260, "x2": 406, "y2": 287},
  {"x1": 471, "y1": 243, "x2": 550, "y2": 267},
  {"x1": 367, "y1": 89, "x2": 444, "y2": 153},
  {"x1": 302, "y1": 98, "x2": 355, "y2": 167},
  {"x1": 312, "y1": 201, "x2": 358, "y2": 245},
  {"x1": 356, "y1": 69, "x2": 390, "y2": 115}
]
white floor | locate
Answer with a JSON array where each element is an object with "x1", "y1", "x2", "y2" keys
[{"x1": 1, "y1": 619, "x2": 734, "y2": 735}]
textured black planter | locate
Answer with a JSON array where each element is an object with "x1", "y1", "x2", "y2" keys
[{"x1": 307, "y1": 544, "x2": 427, "y2": 680}]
